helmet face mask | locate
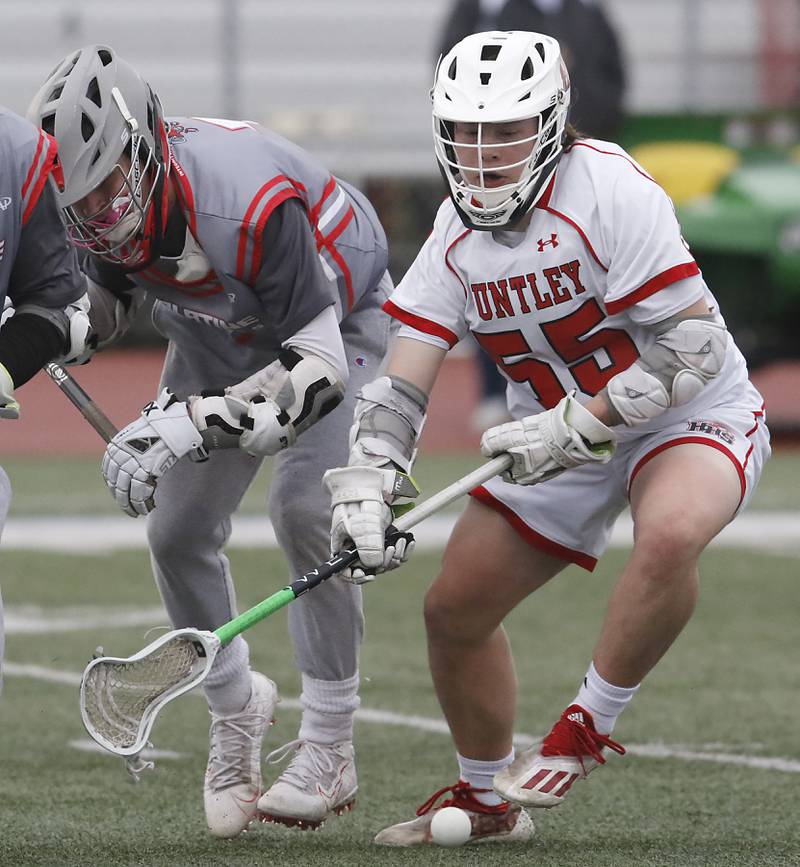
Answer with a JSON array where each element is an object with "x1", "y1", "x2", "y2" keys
[
  {"x1": 27, "y1": 45, "x2": 170, "y2": 269},
  {"x1": 431, "y1": 31, "x2": 571, "y2": 230},
  {"x1": 65, "y1": 130, "x2": 163, "y2": 267}
]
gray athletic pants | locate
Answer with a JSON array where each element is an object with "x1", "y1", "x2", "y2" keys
[
  {"x1": 0, "y1": 466, "x2": 11, "y2": 692},
  {"x1": 146, "y1": 280, "x2": 394, "y2": 685}
]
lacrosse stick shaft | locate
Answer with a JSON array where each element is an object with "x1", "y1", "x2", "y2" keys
[
  {"x1": 44, "y1": 362, "x2": 118, "y2": 443},
  {"x1": 214, "y1": 454, "x2": 513, "y2": 645}
]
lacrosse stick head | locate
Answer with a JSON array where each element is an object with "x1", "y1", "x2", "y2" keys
[{"x1": 80, "y1": 628, "x2": 220, "y2": 757}]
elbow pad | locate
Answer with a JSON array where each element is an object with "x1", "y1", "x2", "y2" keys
[{"x1": 606, "y1": 318, "x2": 728, "y2": 426}]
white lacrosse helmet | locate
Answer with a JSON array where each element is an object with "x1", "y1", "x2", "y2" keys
[{"x1": 432, "y1": 31, "x2": 571, "y2": 230}]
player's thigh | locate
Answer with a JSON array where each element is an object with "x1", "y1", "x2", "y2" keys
[
  {"x1": 629, "y1": 443, "x2": 742, "y2": 562},
  {"x1": 150, "y1": 448, "x2": 261, "y2": 541},
  {"x1": 426, "y1": 497, "x2": 568, "y2": 642}
]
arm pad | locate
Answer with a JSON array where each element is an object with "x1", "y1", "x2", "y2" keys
[
  {"x1": 604, "y1": 316, "x2": 728, "y2": 426},
  {"x1": 347, "y1": 375, "x2": 428, "y2": 473}
]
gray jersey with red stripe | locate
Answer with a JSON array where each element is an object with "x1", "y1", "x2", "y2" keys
[
  {"x1": 101, "y1": 117, "x2": 388, "y2": 370},
  {"x1": 0, "y1": 107, "x2": 83, "y2": 313}
]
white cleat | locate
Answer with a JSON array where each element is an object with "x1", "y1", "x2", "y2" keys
[
  {"x1": 493, "y1": 704, "x2": 625, "y2": 808},
  {"x1": 203, "y1": 671, "x2": 278, "y2": 838},
  {"x1": 373, "y1": 781, "x2": 535, "y2": 846},
  {"x1": 257, "y1": 739, "x2": 357, "y2": 829}
]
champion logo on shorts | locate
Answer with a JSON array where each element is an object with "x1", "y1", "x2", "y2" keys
[{"x1": 354, "y1": 356, "x2": 367, "y2": 368}]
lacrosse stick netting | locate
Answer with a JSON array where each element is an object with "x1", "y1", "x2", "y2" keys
[
  {"x1": 79, "y1": 455, "x2": 513, "y2": 770},
  {"x1": 80, "y1": 628, "x2": 220, "y2": 758}
]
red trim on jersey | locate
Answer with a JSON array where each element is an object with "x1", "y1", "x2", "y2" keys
[
  {"x1": 316, "y1": 206, "x2": 356, "y2": 310},
  {"x1": 444, "y1": 229, "x2": 472, "y2": 298},
  {"x1": 628, "y1": 437, "x2": 746, "y2": 506},
  {"x1": 249, "y1": 187, "x2": 301, "y2": 285},
  {"x1": 20, "y1": 132, "x2": 46, "y2": 200},
  {"x1": 535, "y1": 174, "x2": 556, "y2": 209},
  {"x1": 541, "y1": 204, "x2": 607, "y2": 271},
  {"x1": 310, "y1": 176, "x2": 337, "y2": 225},
  {"x1": 21, "y1": 133, "x2": 58, "y2": 225},
  {"x1": 383, "y1": 299, "x2": 459, "y2": 348},
  {"x1": 139, "y1": 265, "x2": 225, "y2": 297},
  {"x1": 742, "y1": 404, "x2": 765, "y2": 470},
  {"x1": 169, "y1": 154, "x2": 198, "y2": 235},
  {"x1": 470, "y1": 485, "x2": 598, "y2": 571},
  {"x1": 604, "y1": 261, "x2": 701, "y2": 315},
  {"x1": 567, "y1": 141, "x2": 657, "y2": 184},
  {"x1": 236, "y1": 175, "x2": 294, "y2": 281}
]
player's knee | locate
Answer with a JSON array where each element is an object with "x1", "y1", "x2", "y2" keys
[
  {"x1": 633, "y1": 509, "x2": 708, "y2": 575},
  {"x1": 423, "y1": 581, "x2": 483, "y2": 645},
  {"x1": 146, "y1": 509, "x2": 204, "y2": 560}
]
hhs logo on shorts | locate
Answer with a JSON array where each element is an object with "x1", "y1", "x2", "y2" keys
[{"x1": 686, "y1": 419, "x2": 735, "y2": 445}]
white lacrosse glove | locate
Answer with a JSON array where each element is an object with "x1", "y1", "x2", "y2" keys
[
  {"x1": 239, "y1": 396, "x2": 297, "y2": 457},
  {"x1": 56, "y1": 293, "x2": 95, "y2": 365},
  {"x1": 0, "y1": 363, "x2": 19, "y2": 420},
  {"x1": 1, "y1": 297, "x2": 14, "y2": 327},
  {"x1": 101, "y1": 388, "x2": 208, "y2": 517},
  {"x1": 186, "y1": 392, "x2": 296, "y2": 456},
  {"x1": 480, "y1": 391, "x2": 616, "y2": 486},
  {"x1": 323, "y1": 466, "x2": 418, "y2": 585}
]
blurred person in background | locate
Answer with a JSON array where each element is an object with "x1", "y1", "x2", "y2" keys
[
  {"x1": 28, "y1": 45, "x2": 396, "y2": 838},
  {"x1": 324, "y1": 31, "x2": 769, "y2": 845},
  {"x1": 437, "y1": 0, "x2": 627, "y2": 430},
  {"x1": 0, "y1": 108, "x2": 90, "y2": 693}
]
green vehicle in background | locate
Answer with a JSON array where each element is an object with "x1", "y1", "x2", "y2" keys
[{"x1": 627, "y1": 115, "x2": 800, "y2": 368}]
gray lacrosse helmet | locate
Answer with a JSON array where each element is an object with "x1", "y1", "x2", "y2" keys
[{"x1": 27, "y1": 44, "x2": 171, "y2": 268}]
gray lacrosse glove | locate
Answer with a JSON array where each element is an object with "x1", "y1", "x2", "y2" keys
[
  {"x1": 101, "y1": 389, "x2": 208, "y2": 517},
  {"x1": 480, "y1": 391, "x2": 616, "y2": 486},
  {"x1": 323, "y1": 466, "x2": 419, "y2": 585}
]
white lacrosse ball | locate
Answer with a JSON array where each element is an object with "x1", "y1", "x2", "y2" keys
[{"x1": 430, "y1": 806, "x2": 472, "y2": 847}]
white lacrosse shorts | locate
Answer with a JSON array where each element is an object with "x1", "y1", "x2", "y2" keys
[{"x1": 471, "y1": 397, "x2": 770, "y2": 571}]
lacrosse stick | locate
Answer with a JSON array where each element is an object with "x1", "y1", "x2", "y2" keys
[
  {"x1": 44, "y1": 362, "x2": 117, "y2": 442},
  {"x1": 79, "y1": 453, "x2": 514, "y2": 775}
]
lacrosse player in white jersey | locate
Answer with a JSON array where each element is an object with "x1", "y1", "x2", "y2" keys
[
  {"x1": 28, "y1": 45, "x2": 398, "y2": 837},
  {"x1": 324, "y1": 31, "x2": 771, "y2": 845},
  {"x1": 0, "y1": 108, "x2": 90, "y2": 692}
]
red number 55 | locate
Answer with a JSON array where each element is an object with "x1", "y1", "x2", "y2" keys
[{"x1": 473, "y1": 299, "x2": 639, "y2": 409}]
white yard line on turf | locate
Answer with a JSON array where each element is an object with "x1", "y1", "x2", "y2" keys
[
  {"x1": 4, "y1": 661, "x2": 799, "y2": 774},
  {"x1": 2, "y1": 511, "x2": 799, "y2": 553}
]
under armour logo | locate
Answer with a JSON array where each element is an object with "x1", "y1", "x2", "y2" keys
[
  {"x1": 0, "y1": 197, "x2": 11, "y2": 211},
  {"x1": 537, "y1": 233, "x2": 558, "y2": 251}
]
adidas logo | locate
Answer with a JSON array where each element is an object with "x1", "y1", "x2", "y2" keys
[{"x1": 566, "y1": 710, "x2": 585, "y2": 725}]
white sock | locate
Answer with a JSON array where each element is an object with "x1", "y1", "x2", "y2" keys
[
  {"x1": 298, "y1": 672, "x2": 360, "y2": 744},
  {"x1": 203, "y1": 636, "x2": 252, "y2": 715},
  {"x1": 457, "y1": 750, "x2": 515, "y2": 807},
  {"x1": 574, "y1": 661, "x2": 640, "y2": 735}
]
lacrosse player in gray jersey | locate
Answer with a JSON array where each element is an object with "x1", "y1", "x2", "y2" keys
[
  {"x1": 0, "y1": 107, "x2": 90, "y2": 690},
  {"x1": 28, "y1": 45, "x2": 400, "y2": 837}
]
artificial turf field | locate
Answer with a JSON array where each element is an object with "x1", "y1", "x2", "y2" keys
[{"x1": 0, "y1": 452, "x2": 798, "y2": 867}]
